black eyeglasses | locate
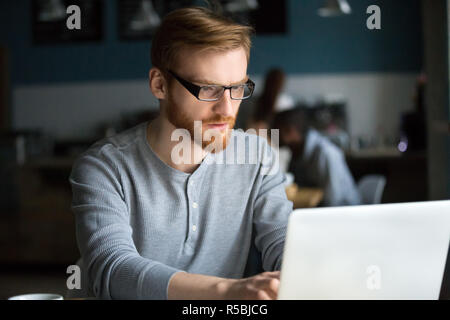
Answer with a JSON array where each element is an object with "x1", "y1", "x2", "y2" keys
[{"x1": 168, "y1": 70, "x2": 255, "y2": 102}]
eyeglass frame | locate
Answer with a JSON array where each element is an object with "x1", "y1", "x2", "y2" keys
[{"x1": 167, "y1": 70, "x2": 255, "y2": 102}]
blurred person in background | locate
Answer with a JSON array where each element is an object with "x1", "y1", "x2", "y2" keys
[
  {"x1": 246, "y1": 68, "x2": 295, "y2": 132},
  {"x1": 273, "y1": 108, "x2": 361, "y2": 207},
  {"x1": 243, "y1": 68, "x2": 295, "y2": 174}
]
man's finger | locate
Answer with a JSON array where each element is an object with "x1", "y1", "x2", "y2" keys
[
  {"x1": 255, "y1": 289, "x2": 273, "y2": 300},
  {"x1": 261, "y1": 271, "x2": 280, "y2": 279},
  {"x1": 255, "y1": 278, "x2": 279, "y2": 299}
]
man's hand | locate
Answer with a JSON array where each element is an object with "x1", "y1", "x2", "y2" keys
[
  {"x1": 168, "y1": 271, "x2": 280, "y2": 300},
  {"x1": 218, "y1": 271, "x2": 280, "y2": 300}
]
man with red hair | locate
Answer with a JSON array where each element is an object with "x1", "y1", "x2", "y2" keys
[{"x1": 69, "y1": 6, "x2": 292, "y2": 300}]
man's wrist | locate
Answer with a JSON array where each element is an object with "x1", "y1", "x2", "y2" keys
[
  {"x1": 168, "y1": 271, "x2": 239, "y2": 300},
  {"x1": 215, "y1": 278, "x2": 238, "y2": 299}
]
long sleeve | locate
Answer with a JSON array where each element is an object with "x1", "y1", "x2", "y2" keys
[
  {"x1": 253, "y1": 141, "x2": 293, "y2": 271},
  {"x1": 69, "y1": 146, "x2": 182, "y2": 300},
  {"x1": 316, "y1": 148, "x2": 361, "y2": 207}
]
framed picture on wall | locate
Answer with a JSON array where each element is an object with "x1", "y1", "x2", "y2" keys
[
  {"x1": 32, "y1": 0, "x2": 103, "y2": 44},
  {"x1": 219, "y1": 0, "x2": 287, "y2": 34}
]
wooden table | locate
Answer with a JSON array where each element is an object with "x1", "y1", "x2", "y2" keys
[{"x1": 286, "y1": 184, "x2": 324, "y2": 208}]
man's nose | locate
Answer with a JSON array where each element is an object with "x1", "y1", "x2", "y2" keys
[{"x1": 213, "y1": 89, "x2": 234, "y2": 118}]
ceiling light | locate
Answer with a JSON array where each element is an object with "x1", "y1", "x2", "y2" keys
[{"x1": 318, "y1": 0, "x2": 352, "y2": 17}]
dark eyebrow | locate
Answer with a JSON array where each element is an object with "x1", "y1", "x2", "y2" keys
[{"x1": 190, "y1": 75, "x2": 249, "y2": 86}]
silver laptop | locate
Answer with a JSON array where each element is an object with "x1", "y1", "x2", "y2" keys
[{"x1": 278, "y1": 201, "x2": 450, "y2": 300}]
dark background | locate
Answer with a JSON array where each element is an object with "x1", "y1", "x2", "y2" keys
[{"x1": 0, "y1": 0, "x2": 448, "y2": 300}]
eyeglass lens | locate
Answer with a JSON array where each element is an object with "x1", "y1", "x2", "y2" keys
[{"x1": 198, "y1": 84, "x2": 252, "y2": 101}]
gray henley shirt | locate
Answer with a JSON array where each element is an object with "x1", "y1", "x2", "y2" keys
[{"x1": 69, "y1": 122, "x2": 293, "y2": 300}]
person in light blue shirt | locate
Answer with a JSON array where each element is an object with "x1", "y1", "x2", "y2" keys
[{"x1": 273, "y1": 108, "x2": 361, "y2": 207}]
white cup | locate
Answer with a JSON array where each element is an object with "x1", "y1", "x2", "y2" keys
[{"x1": 8, "y1": 293, "x2": 63, "y2": 300}]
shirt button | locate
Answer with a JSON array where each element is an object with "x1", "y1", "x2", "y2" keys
[
  {"x1": 192, "y1": 225, "x2": 197, "y2": 232},
  {"x1": 192, "y1": 202, "x2": 198, "y2": 209},
  {"x1": 190, "y1": 181, "x2": 194, "y2": 186}
]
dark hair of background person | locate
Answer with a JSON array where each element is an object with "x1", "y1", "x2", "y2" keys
[
  {"x1": 272, "y1": 107, "x2": 310, "y2": 138},
  {"x1": 252, "y1": 68, "x2": 286, "y2": 124}
]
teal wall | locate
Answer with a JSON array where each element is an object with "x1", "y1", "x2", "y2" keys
[{"x1": 0, "y1": 0, "x2": 423, "y2": 86}]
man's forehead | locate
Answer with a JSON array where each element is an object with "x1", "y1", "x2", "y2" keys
[
  {"x1": 188, "y1": 75, "x2": 249, "y2": 86},
  {"x1": 173, "y1": 46, "x2": 248, "y2": 85}
]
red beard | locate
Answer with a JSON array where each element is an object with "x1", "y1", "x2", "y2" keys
[{"x1": 166, "y1": 94, "x2": 236, "y2": 152}]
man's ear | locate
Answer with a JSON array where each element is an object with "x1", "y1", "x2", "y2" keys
[{"x1": 149, "y1": 67, "x2": 168, "y2": 100}]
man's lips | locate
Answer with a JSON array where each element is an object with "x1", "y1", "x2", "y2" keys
[{"x1": 206, "y1": 123, "x2": 229, "y2": 130}]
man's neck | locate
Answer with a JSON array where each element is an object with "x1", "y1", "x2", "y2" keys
[{"x1": 146, "y1": 116, "x2": 207, "y2": 174}]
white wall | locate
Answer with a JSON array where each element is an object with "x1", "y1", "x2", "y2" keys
[
  {"x1": 12, "y1": 72, "x2": 418, "y2": 141},
  {"x1": 13, "y1": 80, "x2": 159, "y2": 139},
  {"x1": 252, "y1": 72, "x2": 418, "y2": 142}
]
